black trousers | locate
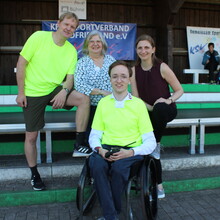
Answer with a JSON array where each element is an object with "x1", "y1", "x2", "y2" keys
[
  {"x1": 149, "y1": 102, "x2": 177, "y2": 143},
  {"x1": 149, "y1": 102, "x2": 177, "y2": 184},
  {"x1": 86, "y1": 105, "x2": 97, "y2": 141},
  {"x1": 205, "y1": 61, "x2": 218, "y2": 81}
]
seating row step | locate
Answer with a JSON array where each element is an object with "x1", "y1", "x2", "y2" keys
[
  {"x1": 1, "y1": 160, "x2": 220, "y2": 207},
  {"x1": 1, "y1": 84, "x2": 220, "y2": 162}
]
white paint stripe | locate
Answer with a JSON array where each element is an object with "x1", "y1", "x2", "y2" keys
[{"x1": 0, "y1": 95, "x2": 17, "y2": 105}]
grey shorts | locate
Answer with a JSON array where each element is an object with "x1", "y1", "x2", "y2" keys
[{"x1": 23, "y1": 86, "x2": 73, "y2": 132}]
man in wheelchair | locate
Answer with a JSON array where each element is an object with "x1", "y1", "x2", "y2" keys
[{"x1": 88, "y1": 60, "x2": 157, "y2": 220}]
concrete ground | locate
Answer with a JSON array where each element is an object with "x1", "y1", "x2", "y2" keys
[
  {"x1": 1, "y1": 188, "x2": 220, "y2": 220},
  {"x1": 1, "y1": 145, "x2": 220, "y2": 219}
]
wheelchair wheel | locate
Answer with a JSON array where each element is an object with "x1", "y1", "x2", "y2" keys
[
  {"x1": 76, "y1": 159, "x2": 97, "y2": 216},
  {"x1": 140, "y1": 157, "x2": 158, "y2": 220},
  {"x1": 125, "y1": 180, "x2": 134, "y2": 220}
]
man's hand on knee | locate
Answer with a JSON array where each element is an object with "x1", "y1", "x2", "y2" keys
[{"x1": 50, "y1": 90, "x2": 67, "y2": 109}]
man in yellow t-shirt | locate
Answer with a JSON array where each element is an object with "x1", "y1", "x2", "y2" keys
[
  {"x1": 88, "y1": 60, "x2": 156, "y2": 220},
  {"x1": 16, "y1": 12, "x2": 91, "y2": 191}
]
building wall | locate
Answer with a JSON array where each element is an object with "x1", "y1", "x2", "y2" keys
[
  {"x1": 1, "y1": 0, "x2": 220, "y2": 85},
  {"x1": 173, "y1": 2, "x2": 220, "y2": 83}
]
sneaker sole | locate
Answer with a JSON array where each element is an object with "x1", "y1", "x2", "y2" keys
[
  {"x1": 72, "y1": 150, "x2": 92, "y2": 157},
  {"x1": 31, "y1": 180, "x2": 46, "y2": 191},
  {"x1": 158, "y1": 194, "x2": 165, "y2": 199},
  {"x1": 150, "y1": 155, "x2": 160, "y2": 160},
  {"x1": 33, "y1": 186, "x2": 46, "y2": 191}
]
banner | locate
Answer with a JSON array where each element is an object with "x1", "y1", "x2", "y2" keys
[
  {"x1": 186, "y1": 26, "x2": 220, "y2": 69},
  {"x1": 42, "y1": 21, "x2": 137, "y2": 60}
]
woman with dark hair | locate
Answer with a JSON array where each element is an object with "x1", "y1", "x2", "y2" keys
[{"x1": 131, "y1": 34, "x2": 183, "y2": 198}]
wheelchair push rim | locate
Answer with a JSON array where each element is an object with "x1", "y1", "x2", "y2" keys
[
  {"x1": 140, "y1": 156, "x2": 158, "y2": 220},
  {"x1": 76, "y1": 159, "x2": 97, "y2": 215}
]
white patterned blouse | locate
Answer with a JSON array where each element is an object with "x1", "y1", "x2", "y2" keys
[{"x1": 74, "y1": 54, "x2": 116, "y2": 106}]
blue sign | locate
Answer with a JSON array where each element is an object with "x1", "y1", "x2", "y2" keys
[{"x1": 42, "y1": 21, "x2": 137, "y2": 60}]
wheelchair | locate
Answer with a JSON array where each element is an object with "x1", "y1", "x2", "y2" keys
[{"x1": 76, "y1": 155, "x2": 158, "y2": 220}]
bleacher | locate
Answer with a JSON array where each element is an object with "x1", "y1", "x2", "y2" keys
[
  {"x1": 0, "y1": 85, "x2": 77, "y2": 163},
  {"x1": 167, "y1": 84, "x2": 220, "y2": 154},
  {"x1": 0, "y1": 84, "x2": 220, "y2": 163}
]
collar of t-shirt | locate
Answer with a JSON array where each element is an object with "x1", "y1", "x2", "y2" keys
[{"x1": 110, "y1": 92, "x2": 133, "y2": 108}]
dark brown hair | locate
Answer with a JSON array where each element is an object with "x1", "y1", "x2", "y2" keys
[
  {"x1": 208, "y1": 42, "x2": 214, "y2": 48},
  {"x1": 108, "y1": 60, "x2": 133, "y2": 77},
  {"x1": 135, "y1": 34, "x2": 161, "y2": 66}
]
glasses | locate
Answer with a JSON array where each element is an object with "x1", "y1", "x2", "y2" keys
[
  {"x1": 89, "y1": 40, "x2": 102, "y2": 44},
  {"x1": 111, "y1": 75, "x2": 129, "y2": 81}
]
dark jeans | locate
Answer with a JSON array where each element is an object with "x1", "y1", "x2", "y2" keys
[
  {"x1": 89, "y1": 151, "x2": 143, "y2": 220},
  {"x1": 149, "y1": 102, "x2": 177, "y2": 184}
]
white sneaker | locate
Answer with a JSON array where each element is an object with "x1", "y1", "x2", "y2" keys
[
  {"x1": 72, "y1": 144, "x2": 93, "y2": 157},
  {"x1": 150, "y1": 143, "x2": 161, "y2": 159},
  {"x1": 158, "y1": 189, "x2": 165, "y2": 199}
]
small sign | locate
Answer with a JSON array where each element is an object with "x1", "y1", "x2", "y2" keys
[
  {"x1": 59, "y1": 0, "x2": 87, "y2": 20},
  {"x1": 186, "y1": 26, "x2": 220, "y2": 69}
]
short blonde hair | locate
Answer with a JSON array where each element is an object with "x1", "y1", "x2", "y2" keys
[
  {"x1": 59, "y1": 12, "x2": 79, "y2": 28},
  {"x1": 82, "y1": 30, "x2": 108, "y2": 56}
]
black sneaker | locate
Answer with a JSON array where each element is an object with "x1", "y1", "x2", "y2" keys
[
  {"x1": 31, "y1": 175, "x2": 46, "y2": 191},
  {"x1": 72, "y1": 143, "x2": 93, "y2": 157}
]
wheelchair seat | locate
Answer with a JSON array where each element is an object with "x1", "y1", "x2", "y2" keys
[{"x1": 76, "y1": 155, "x2": 158, "y2": 220}]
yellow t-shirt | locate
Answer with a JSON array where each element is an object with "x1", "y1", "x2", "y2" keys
[
  {"x1": 92, "y1": 95, "x2": 153, "y2": 147},
  {"x1": 20, "y1": 31, "x2": 77, "y2": 96}
]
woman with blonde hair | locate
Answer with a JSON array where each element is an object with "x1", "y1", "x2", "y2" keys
[{"x1": 73, "y1": 30, "x2": 116, "y2": 155}]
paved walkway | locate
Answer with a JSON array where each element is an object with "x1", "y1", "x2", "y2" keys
[
  {"x1": 1, "y1": 145, "x2": 220, "y2": 219},
  {"x1": 1, "y1": 188, "x2": 220, "y2": 220}
]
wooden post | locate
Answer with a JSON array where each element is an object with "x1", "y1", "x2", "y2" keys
[{"x1": 154, "y1": 0, "x2": 184, "y2": 68}]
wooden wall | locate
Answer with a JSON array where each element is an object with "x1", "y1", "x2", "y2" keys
[
  {"x1": 173, "y1": 2, "x2": 220, "y2": 83},
  {"x1": 0, "y1": 0, "x2": 154, "y2": 85},
  {"x1": 1, "y1": 0, "x2": 220, "y2": 85}
]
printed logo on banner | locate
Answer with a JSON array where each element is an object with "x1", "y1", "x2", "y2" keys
[
  {"x1": 42, "y1": 21, "x2": 137, "y2": 60},
  {"x1": 186, "y1": 26, "x2": 220, "y2": 69}
]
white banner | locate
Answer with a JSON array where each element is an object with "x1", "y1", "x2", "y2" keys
[
  {"x1": 186, "y1": 26, "x2": 220, "y2": 69},
  {"x1": 59, "y1": 0, "x2": 86, "y2": 20}
]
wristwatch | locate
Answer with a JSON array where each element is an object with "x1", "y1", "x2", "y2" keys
[
  {"x1": 168, "y1": 97, "x2": 174, "y2": 103},
  {"x1": 63, "y1": 88, "x2": 70, "y2": 94}
]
